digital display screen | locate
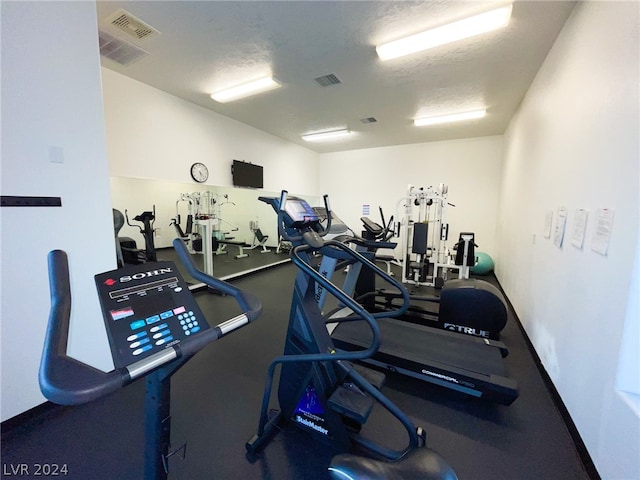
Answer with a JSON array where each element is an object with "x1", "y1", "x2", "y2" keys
[
  {"x1": 285, "y1": 199, "x2": 319, "y2": 223},
  {"x1": 109, "y1": 290, "x2": 177, "y2": 322}
]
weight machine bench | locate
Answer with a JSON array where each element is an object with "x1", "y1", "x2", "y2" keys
[
  {"x1": 247, "y1": 228, "x2": 270, "y2": 253},
  {"x1": 215, "y1": 238, "x2": 251, "y2": 259}
]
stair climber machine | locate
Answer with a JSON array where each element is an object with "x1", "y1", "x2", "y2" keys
[
  {"x1": 39, "y1": 239, "x2": 262, "y2": 480},
  {"x1": 246, "y1": 191, "x2": 458, "y2": 480},
  {"x1": 357, "y1": 212, "x2": 508, "y2": 341}
]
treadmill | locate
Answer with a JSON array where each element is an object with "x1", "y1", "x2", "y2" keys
[
  {"x1": 330, "y1": 318, "x2": 517, "y2": 405},
  {"x1": 263, "y1": 193, "x2": 519, "y2": 406}
]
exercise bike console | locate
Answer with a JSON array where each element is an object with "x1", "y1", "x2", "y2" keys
[{"x1": 95, "y1": 262, "x2": 209, "y2": 369}]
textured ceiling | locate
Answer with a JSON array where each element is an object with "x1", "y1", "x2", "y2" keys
[{"x1": 96, "y1": 1, "x2": 575, "y2": 154}]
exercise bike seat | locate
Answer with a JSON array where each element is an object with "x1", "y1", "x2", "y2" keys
[{"x1": 328, "y1": 447, "x2": 458, "y2": 480}]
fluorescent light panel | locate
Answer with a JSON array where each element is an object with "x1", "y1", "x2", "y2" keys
[
  {"x1": 414, "y1": 109, "x2": 486, "y2": 127},
  {"x1": 301, "y1": 129, "x2": 351, "y2": 141},
  {"x1": 376, "y1": 4, "x2": 513, "y2": 61},
  {"x1": 211, "y1": 76, "x2": 281, "y2": 103}
]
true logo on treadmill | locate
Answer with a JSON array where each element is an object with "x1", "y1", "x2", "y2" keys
[{"x1": 444, "y1": 322, "x2": 490, "y2": 338}]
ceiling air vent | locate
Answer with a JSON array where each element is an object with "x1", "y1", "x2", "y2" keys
[
  {"x1": 99, "y1": 30, "x2": 149, "y2": 66},
  {"x1": 314, "y1": 73, "x2": 342, "y2": 87},
  {"x1": 360, "y1": 117, "x2": 378, "y2": 124},
  {"x1": 104, "y1": 8, "x2": 160, "y2": 41}
]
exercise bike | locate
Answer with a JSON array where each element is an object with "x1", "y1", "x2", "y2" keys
[
  {"x1": 246, "y1": 191, "x2": 458, "y2": 480},
  {"x1": 39, "y1": 239, "x2": 261, "y2": 480}
]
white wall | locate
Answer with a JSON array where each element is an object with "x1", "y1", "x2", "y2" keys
[
  {"x1": 496, "y1": 3, "x2": 639, "y2": 479},
  {"x1": 1, "y1": 2, "x2": 115, "y2": 421},
  {"x1": 318, "y1": 136, "x2": 503, "y2": 258},
  {"x1": 103, "y1": 68, "x2": 320, "y2": 194}
]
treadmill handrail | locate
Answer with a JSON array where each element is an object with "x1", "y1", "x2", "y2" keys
[{"x1": 40, "y1": 242, "x2": 262, "y2": 406}]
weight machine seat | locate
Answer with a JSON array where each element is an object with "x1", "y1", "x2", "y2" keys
[
  {"x1": 170, "y1": 218, "x2": 188, "y2": 239},
  {"x1": 329, "y1": 447, "x2": 458, "y2": 480},
  {"x1": 454, "y1": 232, "x2": 476, "y2": 266},
  {"x1": 411, "y1": 223, "x2": 429, "y2": 255},
  {"x1": 216, "y1": 238, "x2": 251, "y2": 259},
  {"x1": 375, "y1": 254, "x2": 395, "y2": 275},
  {"x1": 255, "y1": 228, "x2": 268, "y2": 244},
  {"x1": 218, "y1": 239, "x2": 249, "y2": 247}
]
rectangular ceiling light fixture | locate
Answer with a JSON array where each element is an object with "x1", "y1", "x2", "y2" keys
[
  {"x1": 376, "y1": 4, "x2": 513, "y2": 61},
  {"x1": 414, "y1": 109, "x2": 486, "y2": 127},
  {"x1": 211, "y1": 76, "x2": 281, "y2": 103},
  {"x1": 301, "y1": 129, "x2": 352, "y2": 141}
]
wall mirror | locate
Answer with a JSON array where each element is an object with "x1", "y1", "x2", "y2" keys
[{"x1": 110, "y1": 176, "x2": 320, "y2": 281}]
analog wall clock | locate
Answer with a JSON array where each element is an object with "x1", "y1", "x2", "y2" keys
[{"x1": 190, "y1": 162, "x2": 209, "y2": 183}]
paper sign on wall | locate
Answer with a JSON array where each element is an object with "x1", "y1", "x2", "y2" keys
[
  {"x1": 571, "y1": 209, "x2": 589, "y2": 249},
  {"x1": 553, "y1": 207, "x2": 567, "y2": 248},
  {"x1": 591, "y1": 208, "x2": 614, "y2": 256}
]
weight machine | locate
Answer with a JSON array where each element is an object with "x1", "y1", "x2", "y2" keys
[
  {"x1": 397, "y1": 184, "x2": 469, "y2": 288},
  {"x1": 171, "y1": 192, "x2": 218, "y2": 276},
  {"x1": 211, "y1": 195, "x2": 251, "y2": 259}
]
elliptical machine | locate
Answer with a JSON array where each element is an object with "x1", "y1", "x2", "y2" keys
[
  {"x1": 125, "y1": 207, "x2": 157, "y2": 263},
  {"x1": 113, "y1": 206, "x2": 157, "y2": 266},
  {"x1": 246, "y1": 191, "x2": 457, "y2": 480}
]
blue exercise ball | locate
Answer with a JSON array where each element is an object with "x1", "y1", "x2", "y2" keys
[{"x1": 471, "y1": 252, "x2": 494, "y2": 275}]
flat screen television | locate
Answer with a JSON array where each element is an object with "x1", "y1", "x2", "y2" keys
[{"x1": 232, "y1": 160, "x2": 263, "y2": 188}]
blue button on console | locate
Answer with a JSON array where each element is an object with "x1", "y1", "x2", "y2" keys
[
  {"x1": 130, "y1": 320, "x2": 146, "y2": 331},
  {"x1": 132, "y1": 344, "x2": 153, "y2": 356},
  {"x1": 127, "y1": 331, "x2": 148, "y2": 341}
]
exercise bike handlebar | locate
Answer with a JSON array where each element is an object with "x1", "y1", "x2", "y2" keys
[
  {"x1": 40, "y1": 241, "x2": 262, "y2": 406},
  {"x1": 172, "y1": 238, "x2": 261, "y2": 323},
  {"x1": 39, "y1": 250, "x2": 125, "y2": 405}
]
